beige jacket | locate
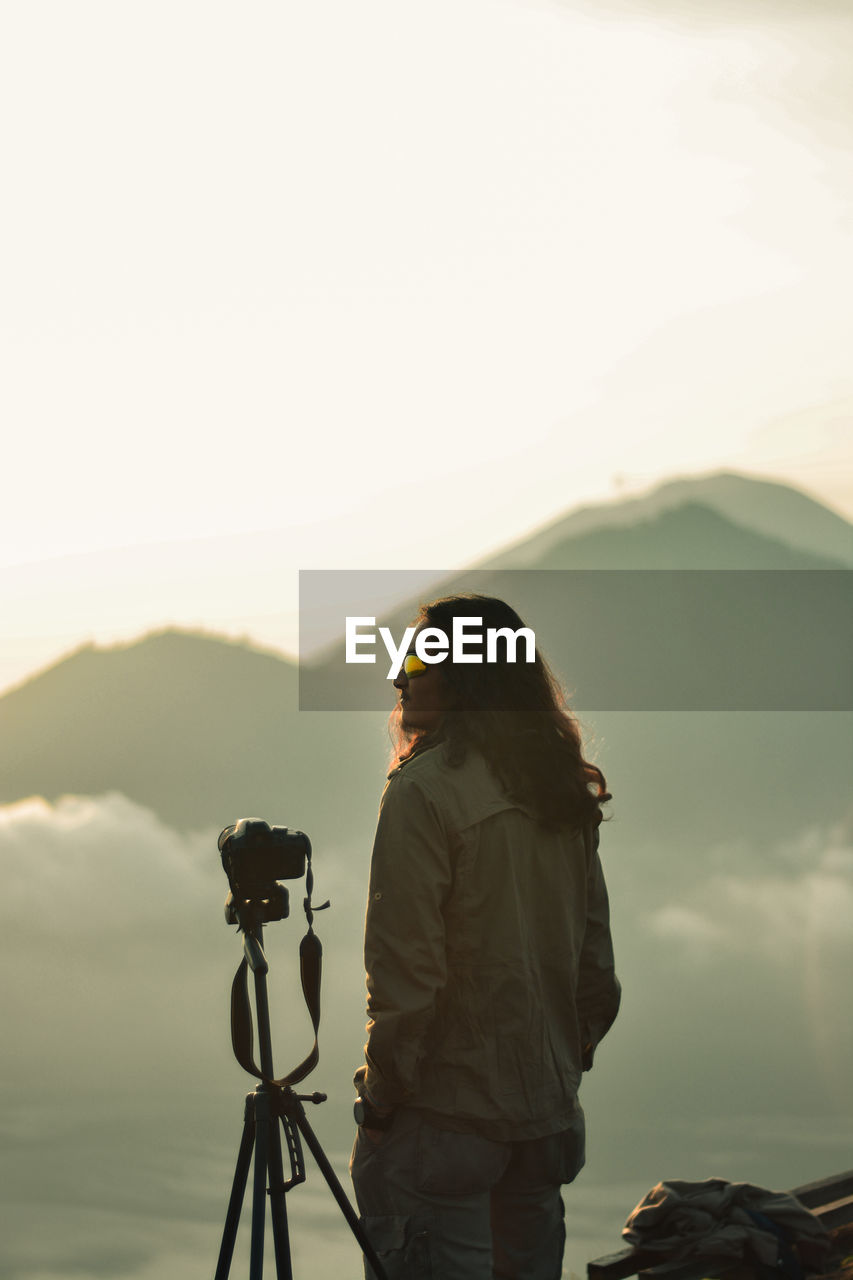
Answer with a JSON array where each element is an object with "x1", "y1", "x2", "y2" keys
[{"x1": 355, "y1": 743, "x2": 621, "y2": 1141}]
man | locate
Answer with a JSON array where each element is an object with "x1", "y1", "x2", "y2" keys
[{"x1": 351, "y1": 595, "x2": 620, "y2": 1279}]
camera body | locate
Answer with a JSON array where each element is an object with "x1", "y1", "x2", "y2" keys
[{"x1": 219, "y1": 818, "x2": 311, "y2": 927}]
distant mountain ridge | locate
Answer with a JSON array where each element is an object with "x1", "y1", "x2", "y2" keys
[
  {"x1": 0, "y1": 631, "x2": 305, "y2": 832},
  {"x1": 299, "y1": 483, "x2": 850, "y2": 711},
  {"x1": 482, "y1": 470, "x2": 853, "y2": 569},
  {"x1": 0, "y1": 630, "x2": 387, "y2": 838},
  {"x1": 480, "y1": 499, "x2": 847, "y2": 569},
  {"x1": 1, "y1": 471, "x2": 850, "y2": 843}
]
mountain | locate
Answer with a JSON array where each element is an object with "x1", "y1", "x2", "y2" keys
[
  {"x1": 1, "y1": 472, "x2": 850, "y2": 846},
  {"x1": 300, "y1": 497, "x2": 850, "y2": 712},
  {"x1": 481, "y1": 470, "x2": 853, "y2": 569},
  {"x1": 0, "y1": 629, "x2": 386, "y2": 839},
  {"x1": 479, "y1": 499, "x2": 849, "y2": 569}
]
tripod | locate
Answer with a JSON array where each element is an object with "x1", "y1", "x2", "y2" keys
[{"x1": 214, "y1": 920, "x2": 389, "y2": 1280}]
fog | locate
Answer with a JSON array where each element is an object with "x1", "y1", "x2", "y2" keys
[{"x1": 2, "y1": 789, "x2": 850, "y2": 1278}]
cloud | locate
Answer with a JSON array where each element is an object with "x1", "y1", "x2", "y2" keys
[
  {"x1": 646, "y1": 904, "x2": 726, "y2": 947},
  {"x1": 0, "y1": 793, "x2": 367, "y2": 1082},
  {"x1": 0, "y1": 792, "x2": 217, "y2": 929},
  {"x1": 642, "y1": 821, "x2": 853, "y2": 963},
  {"x1": 0, "y1": 793, "x2": 371, "y2": 1278},
  {"x1": 2, "y1": 793, "x2": 851, "y2": 1277}
]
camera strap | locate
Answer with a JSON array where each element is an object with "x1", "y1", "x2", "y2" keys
[
  {"x1": 230, "y1": 928, "x2": 322, "y2": 1088},
  {"x1": 230, "y1": 857, "x2": 327, "y2": 1089}
]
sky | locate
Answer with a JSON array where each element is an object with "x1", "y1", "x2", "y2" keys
[
  {"x1": 2, "y1": 7, "x2": 852, "y2": 1271},
  {"x1": 2, "y1": 0, "x2": 852, "y2": 688}
]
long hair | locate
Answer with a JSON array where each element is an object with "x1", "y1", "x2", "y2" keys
[{"x1": 390, "y1": 594, "x2": 610, "y2": 829}]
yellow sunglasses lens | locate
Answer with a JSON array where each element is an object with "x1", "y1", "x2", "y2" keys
[{"x1": 403, "y1": 652, "x2": 428, "y2": 677}]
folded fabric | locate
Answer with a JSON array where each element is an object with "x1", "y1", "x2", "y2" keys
[{"x1": 623, "y1": 1178, "x2": 833, "y2": 1271}]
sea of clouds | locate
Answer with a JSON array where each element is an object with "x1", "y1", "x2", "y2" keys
[{"x1": 1, "y1": 793, "x2": 850, "y2": 1278}]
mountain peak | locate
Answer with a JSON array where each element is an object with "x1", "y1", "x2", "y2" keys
[
  {"x1": 483, "y1": 470, "x2": 853, "y2": 569},
  {"x1": 2, "y1": 626, "x2": 295, "y2": 702},
  {"x1": 0, "y1": 629, "x2": 302, "y2": 828}
]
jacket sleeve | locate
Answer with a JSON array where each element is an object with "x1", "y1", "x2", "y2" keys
[
  {"x1": 577, "y1": 823, "x2": 621, "y2": 1070},
  {"x1": 355, "y1": 772, "x2": 453, "y2": 1110}
]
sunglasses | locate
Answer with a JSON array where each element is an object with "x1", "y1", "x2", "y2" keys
[{"x1": 402, "y1": 651, "x2": 428, "y2": 678}]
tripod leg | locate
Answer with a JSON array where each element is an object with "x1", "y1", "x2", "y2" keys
[
  {"x1": 215, "y1": 1097, "x2": 256, "y2": 1280},
  {"x1": 265, "y1": 1104, "x2": 294, "y2": 1280},
  {"x1": 251, "y1": 1086, "x2": 295, "y2": 1280},
  {"x1": 250, "y1": 1090, "x2": 271, "y2": 1280},
  {"x1": 292, "y1": 1104, "x2": 391, "y2": 1280}
]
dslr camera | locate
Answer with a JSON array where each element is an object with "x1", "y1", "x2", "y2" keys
[{"x1": 219, "y1": 818, "x2": 311, "y2": 927}]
